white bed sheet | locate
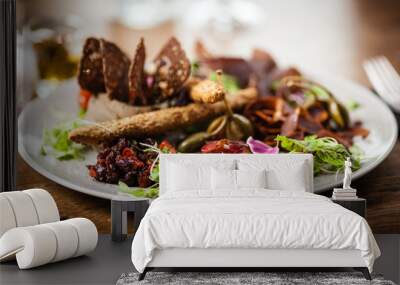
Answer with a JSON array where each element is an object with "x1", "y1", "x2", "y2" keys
[{"x1": 131, "y1": 190, "x2": 380, "y2": 273}]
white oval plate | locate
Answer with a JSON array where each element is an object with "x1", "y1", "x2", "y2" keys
[{"x1": 18, "y1": 74, "x2": 398, "y2": 200}]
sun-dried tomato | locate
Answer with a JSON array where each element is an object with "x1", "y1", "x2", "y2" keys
[
  {"x1": 88, "y1": 166, "x2": 97, "y2": 177},
  {"x1": 201, "y1": 139, "x2": 250, "y2": 154},
  {"x1": 122, "y1": 147, "x2": 134, "y2": 157},
  {"x1": 159, "y1": 140, "x2": 176, "y2": 153},
  {"x1": 131, "y1": 156, "x2": 145, "y2": 169},
  {"x1": 79, "y1": 89, "x2": 92, "y2": 110}
]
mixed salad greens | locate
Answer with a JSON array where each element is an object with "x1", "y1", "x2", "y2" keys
[
  {"x1": 118, "y1": 181, "x2": 159, "y2": 199},
  {"x1": 276, "y1": 135, "x2": 361, "y2": 175},
  {"x1": 41, "y1": 120, "x2": 87, "y2": 160}
]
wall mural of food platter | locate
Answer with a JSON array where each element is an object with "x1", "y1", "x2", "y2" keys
[{"x1": 18, "y1": 37, "x2": 398, "y2": 200}]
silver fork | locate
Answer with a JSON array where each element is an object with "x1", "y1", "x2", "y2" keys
[{"x1": 363, "y1": 56, "x2": 400, "y2": 113}]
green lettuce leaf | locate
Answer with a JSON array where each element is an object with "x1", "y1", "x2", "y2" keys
[
  {"x1": 276, "y1": 135, "x2": 362, "y2": 176},
  {"x1": 117, "y1": 181, "x2": 159, "y2": 199},
  {"x1": 41, "y1": 120, "x2": 87, "y2": 161}
]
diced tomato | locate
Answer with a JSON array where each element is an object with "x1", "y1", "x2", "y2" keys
[
  {"x1": 131, "y1": 156, "x2": 145, "y2": 169},
  {"x1": 79, "y1": 89, "x2": 92, "y2": 110},
  {"x1": 138, "y1": 168, "x2": 152, "y2": 188},
  {"x1": 159, "y1": 140, "x2": 176, "y2": 153},
  {"x1": 88, "y1": 167, "x2": 97, "y2": 177},
  {"x1": 122, "y1": 147, "x2": 134, "y2": 157}
]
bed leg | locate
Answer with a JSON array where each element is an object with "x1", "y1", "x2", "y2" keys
[
  {"x1": 354, "y1": 267, "x2": 371, "y2": 280},
  {"x1": 138, "y1": 268, "x2": 148, "y2": 281},
  {"x1": 362, "y1": 268, "x2": 372, "y2": 281}
]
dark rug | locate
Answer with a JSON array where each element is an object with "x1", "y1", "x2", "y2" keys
[{"x1": 116, "y1": 272, "x2": 395, "y2": 285}]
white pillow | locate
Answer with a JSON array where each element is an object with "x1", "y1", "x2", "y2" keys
[
  {"x1": 211, "y1": 168, "x2": 236, "y2": 190},
  {"x1": 237, "y1": 159, "x2": 308, "y2": 191},
  {"x1": 165, "y1": 159, "x2": 236, "y2": 193},
  {"x1": 236, "y1": 169, "x2": 267, "y2": 189},
  {"x1": 167, "y1": 162, "x2": 211, "y2": 191},
  {"x1": 211, "y1": 169, "x2": 267, "y2": 191}
]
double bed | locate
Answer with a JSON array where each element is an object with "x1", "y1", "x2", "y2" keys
[{"x1": 131, "y1": 154, "x2": 380, "y2": 280}]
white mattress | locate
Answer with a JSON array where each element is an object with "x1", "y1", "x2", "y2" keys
[{"x1": 131, "y1": 190, "x2": 380, "y2": 273}]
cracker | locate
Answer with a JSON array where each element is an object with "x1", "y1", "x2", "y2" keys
[
  {"x1": 78, "y1": 38, "x2": 106, "y2": 94},
  {"x1": 101, "y1": 39, "x2": 131, "y2": 102},
  {"x1": 153, "y1": 37, "x2": 191, "y2": 98},
  {"x1": 128, "y1": 38, "x2": 147, "y2": 105}
]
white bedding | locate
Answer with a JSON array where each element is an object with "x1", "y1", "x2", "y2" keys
[{"x1": 131, "y1": 190, "x2": 380, "y2": 273}]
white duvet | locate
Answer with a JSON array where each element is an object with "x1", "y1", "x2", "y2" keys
[{"x1": 131, "y1": 190, "x2": 380, "y2": 273}]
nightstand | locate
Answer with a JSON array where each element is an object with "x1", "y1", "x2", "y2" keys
[
  {"x1": 331, "y1": 197, "x2": 366, "y2": 218},
  {"x1": 111, "y1": 197, "x2": 150, "y2": 242}
]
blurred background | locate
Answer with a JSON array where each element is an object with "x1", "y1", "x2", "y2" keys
[{"x1": 15, "y1": 0, "x2": 400, "y2": 111}]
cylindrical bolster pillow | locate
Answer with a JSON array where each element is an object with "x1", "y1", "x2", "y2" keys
[
  {"x1": 42, "y1": 221, "x2": 79, "y2": 263},
  {"x1": 0, "y1": 192, "x2": 39, "y2": 228},
  {"x1": 0, "y1": 226, "x2": 57, "y2": 267},
  {"x1": 0, "y1": 218, "x2": 98, "y2": 269},
  {"x1": 23, "y1": 189, "x2": 60, "y2": 224},
  {"x1": 0, "y1": 196, "x2": 17, "y2": 237},
  {"x1": 0, "y1": 189, "x2": 60, "y2": 238},
  {"x1": 64, "y1": 218, "x2": 98, "y2": 257}
]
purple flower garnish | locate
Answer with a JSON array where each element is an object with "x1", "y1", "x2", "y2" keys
[
  {"x1": 246, "y1": 136, "x2": 279, "y2": 154},
  {"x1": 146, "y1": 76, "x2": 154, "y2": 88}
]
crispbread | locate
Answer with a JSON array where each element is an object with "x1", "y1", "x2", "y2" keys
[
  {"x1": 101, "y1": 39, "x2": 131, "y2": 102},
  {"x1": 153, "y1": 37, "x2": 191, "y2": 98},
  {"x1": 128, "y1": 38, "x2": 147, "y2": 105},
  {"x1": 78, "y1": 38, "x2": 106, "y2": 94}
]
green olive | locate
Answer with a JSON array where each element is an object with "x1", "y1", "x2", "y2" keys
[
  {"x1": 226, "y1": 120, "x2": 244, "y2": 140},
  {"x1": 309, "y1": 84, "x2": 331, "y2": 102},
  {"x1": 207, "y1": 115, "x2": 228, "y2": 135},
  {"x1": 225, "y1": 114, "x2": 254, "y2": 140},
  {"x1": 329, "y1": 100, "x2": 347, "y2": 129},
  {"x1": 231, "y1": 114, "x2": 254, "y2": 137},
  {"x1": 303, "y1": 90, "x2": 316, "y2": 109},
  {"x1": 178, "y1": 132, "x2": 211, "y2": 153},
  {"x1": 337, "y1": 102, "x2": 350, "y2": 128}
]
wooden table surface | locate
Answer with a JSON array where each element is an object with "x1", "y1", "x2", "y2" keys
[{"x1": 16, "y1": 0, "x2": 400, "y2": 234}]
